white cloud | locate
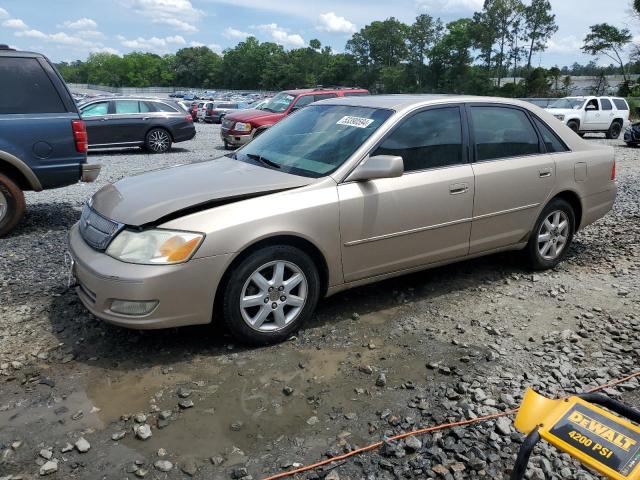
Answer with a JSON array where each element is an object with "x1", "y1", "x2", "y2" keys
[
  {"x1": 77, "y1": 29, "x2": 105, "y2": 39},
  {"x1": 190, "y1": 41, "x2": 222, "y2": 53},
  {"x1": 546, "y1": 35, "x2": 583, "y2": 54},
  {"x1": 63, "y1": 18, "x2": 97, "y2": 29},
  {"x1": 223, "y1": 27, "x2": 250, "y2": 39},
  {"x1": 90, "y1": 46, "x2": 121, "y2": 55},
  {"x1": 257, "y1": 23, "x2": 305, "y2": 48},
  {"x1": 415, "y1": 0, "x2": 483, "y2": 12},
  {"x1": 0, "y1": 7, "x2": 8, "y2": 18},
  {"x1": 15, "y1": 29, "x2": 48, "y2": 39},
  {"x1": 317, "y1": 12, "x2": 356, "y2": 34},
  {"x1": 2, "y1": 18, "x2": 28, "y2": 29},
  {"x1": 123, "y1": 0, "x2": 202, "y2": 32},
  {"x1": 119, "y1": 34, "x2": 186, "y2": 52}
]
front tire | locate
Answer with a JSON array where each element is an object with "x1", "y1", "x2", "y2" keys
[
  {"x1": 0, "y1": 173, "x2": 26, "y2": 238},
  {"x1": 145, "y1": 128, "x2": 172, "y2": 153},
  {"x1": 567, "y1": 120, "x2": 580, "y2": 135},
  {"x1": 222, "y1": 246, "x2": 320, "y2": 345},
  {"x1": 525, "y1": 198, "x2": 575, "y2": 270}
]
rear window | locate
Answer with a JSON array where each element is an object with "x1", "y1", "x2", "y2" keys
[
  {"x1": 532, "y1": 117, "x2": 569, "y2": 153},
  {"x1": 0, "y1": 57, "x2": 66, "y2": 114},
  {"x1": 613, "y1": 99, "x2": 629, "y2": 110}
]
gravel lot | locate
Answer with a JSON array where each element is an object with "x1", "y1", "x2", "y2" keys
[{"x1": 0, "y1": 126, "x2": 638, "y2": 480}]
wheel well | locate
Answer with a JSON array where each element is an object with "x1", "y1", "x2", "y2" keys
[
  {"x1": 212, "y1": 235, "x2": 330, "y2": 322},
  {"x1": 553, "y1": 190, "x2": 583, "y2": 230},
  {"x1": 611, "y1": 118, "x2": 624, "y2": 126},
  {"x1": 567, "y1": 118, "x2": 580, "y2": 127},
  {"x1": 0, "y1": 160, "x2": 31, "y2": 191}
]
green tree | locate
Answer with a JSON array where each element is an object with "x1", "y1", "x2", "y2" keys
[
  {"x1": 407, "y1": 14, "x2": 442, "y2": 89},
  {"x1": 429, "y1": 19, "x2": 476, "y2": 93},
  {"x1": 524, "y1": 67, "x2": 550, "y2": 96},
  {"x1": 522, "y1": 0, "x2": 558, "y2": 71},
  {"x1": 582, "y1": 23, "x2": 632, "y2": 83},
  {"x1": 548, "y1": 66, "x2": 561, "y2": 93},
  {"x1": 173, "y1": 46, "x2": 221, "y2": 87}
]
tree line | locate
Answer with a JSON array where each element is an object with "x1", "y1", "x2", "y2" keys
[{"x1": 56, "y1": 0, "x2": 640, "y2": 97}]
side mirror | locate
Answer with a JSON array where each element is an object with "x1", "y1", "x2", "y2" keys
[{"x1": 346, "y1": 155, "x2": 404, "y2": 182}]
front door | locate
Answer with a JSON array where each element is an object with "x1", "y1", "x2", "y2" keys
[
  {"x1": 467, "y1": 104, "x2": 555, "y2": 254},
  {"x1": 583, "y1": 98, "x2": 605, "y2": 131},
  {"x1": 338, "y1": 105, "x2": 474, "y2": 282}
]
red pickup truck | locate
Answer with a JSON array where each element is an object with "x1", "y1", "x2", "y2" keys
[{"x1": 220, "y1": 87, "x2": 369, "y2": 149}]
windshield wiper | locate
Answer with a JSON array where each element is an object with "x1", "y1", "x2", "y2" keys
[{"x1": 245, "y1": 153, "x2": 281, "y2": 169}]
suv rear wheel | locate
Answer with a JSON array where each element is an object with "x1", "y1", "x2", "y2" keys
[
  {"x1": 525, "y1": 198, "x2": 575, "y2": 270},
  {"x1": 222, "y1": 245, "x2": 320, "y2": 345},
  {"x1": 0, "y1": 173, "x2": 26, "y2": 237},
  {"x1": 606, "y1": 120, "x2": 622, "y2": 139}
]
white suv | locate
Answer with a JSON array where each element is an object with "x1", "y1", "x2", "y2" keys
[{"x1": 545, "y1": 96, "x2": 630, "y2": 139}]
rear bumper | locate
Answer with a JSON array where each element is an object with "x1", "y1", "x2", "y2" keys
[
  {"x1": 68, "y1": 223, "x2": 231, "y2": 329},
  {"x1": 81, "y1": 163, "x2": 101, "y2": 183},
  {"x1": 173, "y1": 124, "x2": 197, "y2": 143}
]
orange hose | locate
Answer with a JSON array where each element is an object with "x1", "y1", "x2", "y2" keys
[{"x1": 261, "y1": 370, "x2": 640, "y2": 480}]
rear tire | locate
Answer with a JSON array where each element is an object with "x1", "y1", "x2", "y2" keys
[
  {"x1": 145, "y1": 128, "x2": 172, "y2": 153},
  {"x1": 0, "y1": 173, "x2": 26, "y2": 238},
  {"x1": 222, "y1": 245, "x2": 320, "y2": 345},
  {"x1": 525, "y1": 198, "x2": 575, "y2": 271},
  {"x1": 606, "y1": 121, "x2": 622, "y2": 139}
]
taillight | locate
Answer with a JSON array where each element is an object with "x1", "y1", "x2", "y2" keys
[
  {"x1": 71, "y1": 119, "x2": 87, "y2": 153},
  {"x1": 611, "y1": 159, "x2": 616, "y2": 180}
]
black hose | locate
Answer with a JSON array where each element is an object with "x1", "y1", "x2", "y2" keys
[
  {"x1": 510, "y1": 428, "x2": 541, "y2": 480},
  {"x1": 578, "y1": 393, "x2": 640, "y2": 424}
]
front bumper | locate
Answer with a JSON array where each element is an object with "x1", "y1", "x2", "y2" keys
[
  {"x1": 68, "y1": 223, "x2": 231, "y2": 329},
  {"x1": 81, "y1": 163, "x2": 101, "y2": 183},
  {"x1": 220, "y1": 129, "x2": 252, "y2": 146}
]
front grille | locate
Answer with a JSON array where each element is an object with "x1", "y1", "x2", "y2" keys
[{"x1": 79, "y1": 204, "x2": 123, "y2": 251}]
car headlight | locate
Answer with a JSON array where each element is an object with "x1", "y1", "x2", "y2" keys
[
  {"x1": 106, "y1": 229, "x2": 204, "y2": 265},
  {"x1": 554, "y1": 114, "x2": 565, "y2": 121},
  {"x1": 234, "y1": 122, "x2": 252, "y2": 132}
]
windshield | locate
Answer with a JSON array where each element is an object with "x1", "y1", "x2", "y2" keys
[
  {"x1": 260, "y1": 92, "x2": 296, "y2": 113},
  {"x1": 231, "y1": 104, "x2": 393, "y2": 178},
  {"x1": 549, "y1": 98, "x2": 585, "y2": 110}
]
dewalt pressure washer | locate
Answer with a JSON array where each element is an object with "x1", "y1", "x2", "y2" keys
[{"x1": 512, "y1": 388, "x2": 640, "y2": 480}]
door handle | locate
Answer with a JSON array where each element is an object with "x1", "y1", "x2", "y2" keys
[
  {"x1": 449, "y1": 183, "x2": 469, "y2": 195},
  {"x1": 142, "y1": 117, "x2": 150, "y2": 120},
  {"x1": 539, "y1": 169, "x2": 552, "y2": 178}
]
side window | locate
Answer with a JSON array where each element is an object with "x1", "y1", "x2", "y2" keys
[
  {"x1": 600, "y1": 99, "x2": 612, "y2": 111},
  {"x1": 314, "y1": 93, "x2": 337, "y2": 101},
  {"x1": 533, "y1": 117, "x2": 569, "y2": 153},
  {"x1": 585, "y1": 99, "x2": 599, "y2": 110},
  {"x1": 81, "y1": 102, "x2": 109, "y2": 117},
  {"x1": 115, "y1": 100, "x2": 140, "y2": 114},
  {"x1": 372, "y1": 107, "x2": 464, "y2": 172},
  {"x1": 0, "y1": 57, "x2": 66, "y2": 114},
  {"x1": 293, "y1": 95, "x2": 314, "y2": 109},
  {"x1": 613, "y1": 99, "x2": 629, "y2": 110},
  {"x1": 471, "y1": 106, "x2": 540, "y2": 161},
  {"x1": 139, "y1": 101, "x2": 152, "y2": 113}
]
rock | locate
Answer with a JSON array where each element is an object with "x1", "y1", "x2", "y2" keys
[
  {"x1": 154, "y1": 460, "x2": 173, "y2": 472},
  {"x1": 112, "y1": 431, "x2": 126, "y2": 441},
  {"x1": 135, "y1": 468, "x2": 149, "y2": 478},
  {"x1": 180, "y1": 457, "x2": 198, "y2": 476},
  {"x1": 325, "y1": 471, "x2": 340, "y2": 480},
  {"x1": 159, "y1": 410, "x2": 173, "y2": 420},
  {"x1": 231, "y1": 421, "x2": 244, "y2": 431},
  {"x1": 495, "y1": 417, "x2": 511, "y2": 436},
  {"x1": 75, "y1": 437, "x2": 90, "y2": 453},
  {"x1": 179, "y1": 399, "x2": 194, "y2": 409},
  {"x1": 306, "y1": 416, "x2": 319, "y2": 426},
  {"x1": 375, "y1": 373, "x2": 387, "y2": 387},
  {"x1": 39, "y1": 449, "x2": 53, "y2": 460},
  {"x1": 404, "y1": 435, "x2": 422, "y2": 452},
  {"x1": 135, "y1": 424, "x2": 152, "y2": 440},
  {"x1": 359, "y1": 365, "x2": 373, "y2": 374},
  {"x1": 177, "y1": 387, "x2": 192, "y2": 398},
  {"x1": 39, "y1": 460, "x2": 58, "y2": 476},
  {"x1": 282, "y1": 386, "x2": 294, "y2": 396},
  {"x1": 431, "y1": 464, "x2": 449, "y2": 476},
  {"x1": 134, "y1": 413, "x2": 147, "y2": 423},
  {"x1": 210, "y1": 455, "x2": 225, "y2": 466}
]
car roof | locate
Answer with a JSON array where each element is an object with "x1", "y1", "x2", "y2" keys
[
  {"x1": 317, "y1": 94, "x2": 542, "y2": 111},
  {"x1": 282, "y1": 88, "x2": 368, "y2": 96},
  {"x1": 0, "y1": 48, "x2": 45, "y2": 58}
]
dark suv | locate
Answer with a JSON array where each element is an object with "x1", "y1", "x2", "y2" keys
[{"x1": 0, "y1": 45, "x2": 100, "y2": 237}]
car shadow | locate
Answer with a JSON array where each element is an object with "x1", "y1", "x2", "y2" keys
[{"x1": 5, "y1": 202, "x2": 80, "y2": 237}]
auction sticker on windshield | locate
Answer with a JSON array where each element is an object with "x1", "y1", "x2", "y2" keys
[{"x1": 337, "y1": 116, "x2": 375, "y2": 128}]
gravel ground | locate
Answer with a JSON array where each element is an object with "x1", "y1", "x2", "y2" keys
[{"x1": 0, "y1": 128, "x2": 638, "y2": 480}]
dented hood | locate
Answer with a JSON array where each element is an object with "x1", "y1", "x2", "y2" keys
[{"x1": 90, "y1": 156, "x2": 313, "y2": 226}]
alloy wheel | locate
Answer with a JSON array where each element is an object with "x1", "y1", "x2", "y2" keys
[
  {"x1": 240, "y1": 260, "x2": 308, "y2": 332},
  {"x1": 537, "y1": 210, "x2": 570, "y2": 260},
  {"x1": 148, "y1": 130, "x2": 170, "y2": 152},
  {"x1": 0, "y1": 190, "x2": 7, "y2": 222}
]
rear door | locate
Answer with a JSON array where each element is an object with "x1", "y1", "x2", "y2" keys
[
  {"x1": 111, "y1": 100, "x2": 152, "y2": 143},
  {"x1": 339, "y1": 105, "x2": 474, "y2": 281},
  {"x1": 600, "y1": 98, "x2": 615, "y2": 128},
  {"x1": 80, "y1": 101, "x2": 112, "y2": 146},
  {"x1": 468, "y1": 104, "x2": 554, "y2": 254}
]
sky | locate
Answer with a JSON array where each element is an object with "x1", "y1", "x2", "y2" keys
[{"x1": 0, "y1": 0, "x2": 636, "y2": 67}]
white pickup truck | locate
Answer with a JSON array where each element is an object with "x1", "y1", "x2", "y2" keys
[{"x1": 545, "y1": 96, "x2": 630, "y2": 139}]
